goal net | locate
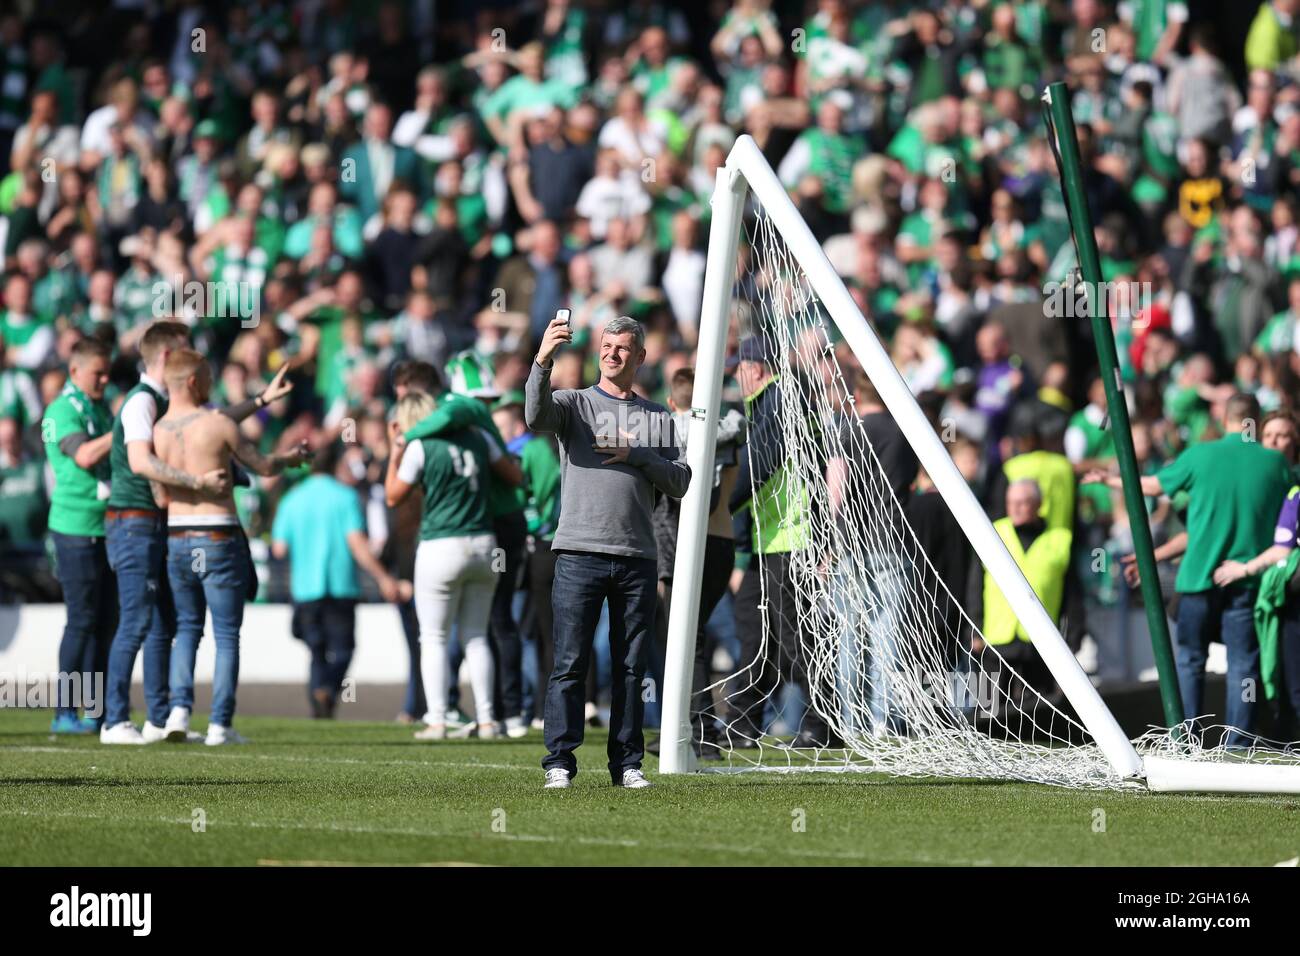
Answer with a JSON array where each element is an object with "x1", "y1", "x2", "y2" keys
[
  {"x1": 661, "y1": 135, "x2": 1300, "y2": 794},
  {"x1": 697, "y1": 193, "x2": 1118, "y2": 789}
]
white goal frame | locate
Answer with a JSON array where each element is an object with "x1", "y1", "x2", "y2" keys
[{"x1": 660, "y1": 134, "x2": 1300, "y2": 795}]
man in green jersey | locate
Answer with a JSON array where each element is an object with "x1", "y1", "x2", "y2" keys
[
  {"x1": 42, "y1": 338, "x2": 115, "y2": 733},
  {"x1": 1091, "y1": 393, "x2": 1293, "y2": 746}
]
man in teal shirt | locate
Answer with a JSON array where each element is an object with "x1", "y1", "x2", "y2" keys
[
  {"x1": 272, "y1": 442, "x2": 402, "y2": 718},
  {"x1": 42, "y1": 338, "x2": 116, "y2": 733}
]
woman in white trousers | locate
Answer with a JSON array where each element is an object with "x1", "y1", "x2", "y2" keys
[{"x1": 386, "y1": 392, "x2": 500, "y2": 739}]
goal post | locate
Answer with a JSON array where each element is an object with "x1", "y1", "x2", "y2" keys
[
  {"x1": 661, "y1": 134, "x2": 1300, "y2": 794},
  {"x1": 660, "y1": 163, "x2": 747, "y2": 774},
  {"x1": 663, "y1": 134, "x2": 1141, "y2": 781}
]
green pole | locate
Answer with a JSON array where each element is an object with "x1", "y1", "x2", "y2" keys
[{"x1": 1043, "y1": 81, "x2": 1184, "y2": 729}]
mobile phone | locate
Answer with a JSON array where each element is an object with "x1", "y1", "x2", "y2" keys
[{"x1": 556, "y1": 308, "x2": 572, "y2": 329}]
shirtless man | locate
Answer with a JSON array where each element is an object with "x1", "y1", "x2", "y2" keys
[
  {"x1": 153, "y1": 348, "x2": 311, "y2": 745},
  {"x1": 101, "y1": 319, "x2": 296, "y2": 746}
]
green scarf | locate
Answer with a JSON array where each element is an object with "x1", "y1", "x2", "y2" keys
[{"x1": 1253, "y1": 548, "x2": 1300, "y2": 702}]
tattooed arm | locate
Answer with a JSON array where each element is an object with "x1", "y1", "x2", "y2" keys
[
  {"x1": 229, "y1": 422, "x2": 312, "y2": 477},
  {"x1": 127, "y1": 440, "x2": 229, "y2": 494}
]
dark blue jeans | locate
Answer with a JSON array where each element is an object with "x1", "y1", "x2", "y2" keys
[
  {"x1": 167, "y1": 532, "x2": 249, "y2": 727},
  {"x1": 105, "y1": 514, "x2": 174, "y2": 727},
  {"x1": 543, "y1": 551, "x2": 657, "y2": 781},
  {"x1": 51, "y1": 530, "x2": 117, "y2": 719},
  {"x1": 1175, "y1": 587, "x2": 1259, "y2": 748}
]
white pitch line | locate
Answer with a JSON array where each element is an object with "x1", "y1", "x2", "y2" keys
[
  {"x1": 0, "y1": 806, "x2": 929, "y2": 863},
  {"x1": 8, "y1": 744, "x2": 1300, "y2": 808},
  {"x1": 0, "y1": 744, "x2": 532, "y2": 773},
  {"x1": 7, "y1": 744, "x2": 1300, "y2": 807},
  {"x1": 258, "y1": 859, "x2": 492, "y2": 867}
]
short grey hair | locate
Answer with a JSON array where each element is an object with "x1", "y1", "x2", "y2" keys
[
  {"x1": 1008, "y1": 478, "x2": 1043, "y2": 505},
  {"x1": 602, "y1": 315, "x2": 646, "y2": 351}
]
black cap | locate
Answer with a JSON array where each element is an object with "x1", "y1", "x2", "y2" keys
[{"x1": 736, "y1": 336, "x2": 773, "y2": 366}]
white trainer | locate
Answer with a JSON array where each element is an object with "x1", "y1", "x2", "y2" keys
[
  {"x1": 164, "y1": 706, "x2": 190, "y2": 743},
  {"x1": 141, "y1": 721, "x2": 169, "y2": 744},
  {"x1": 205, "y1": 724, "x2": 248, "y2": 746},
  {"x1": 477, "y1": 722, "x2": 498, "y2": 740},
  {"x1": 504, "y1": 716, "x2": 529, "y2": 738},
  {"x1": 618, "y1": 768, "x2": 652, "y2": 789},
  {"x1": 99, "y1": 722, "x2": 147, "y2": 745},
  {"x1": 414, "y1": 723, "x2": 446, "y2": 740},
  {"x1": 543, "y1": 768, "x2": 572, "y2": 789}
]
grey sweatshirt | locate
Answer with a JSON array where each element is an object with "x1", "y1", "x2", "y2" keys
[{"x1": 525, "y1": 361, "x2": 691, "y2": 560}]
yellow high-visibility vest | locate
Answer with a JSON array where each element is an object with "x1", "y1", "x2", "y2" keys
[
  {"x1": 1003, "y1": 450, "x2": 1075, "y2": 531},
  {"x1": 982, "y1": 517, "x2": 1073, "y2": 645}
]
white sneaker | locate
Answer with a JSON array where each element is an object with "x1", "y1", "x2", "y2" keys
[
  {"x1": 205, "y1": 724, "x2": 248, "y2": 746},
  {"x1": 99, "y1": 722, "x2": 147, "y2": 745},
  {"x1": 477, "y1": 722, "x2": 498, "y2": 740},
  {"x1": 164, "y1": 706, "x2": 190, "y2": 743},
  {"x1": 543, "y1": 768, "x2": 572, "y2": 789},
  {"x1": 530, "y1": 717, "x2": 545, "y2": 731},
  {"x1": 618, "y1": 768, "x2": 652, "y2": 789},
  {"x1": 414, "y1": 724, "x2": 446, "y2": 741},
  {"x1": 504, "y1": 716, "x2": 529, "y2": 738},
  {"x1": 141, "y1": 721, "x2": 168, "y2": 744}
]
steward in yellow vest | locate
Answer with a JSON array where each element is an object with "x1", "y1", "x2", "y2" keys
[
  {"x1": 982, "y1": 508, "x2": 1073, "y2": 645},
  {"x1": 1002, "y1": 450, "x2": 1075, "y2": 531},
  {"x1": 991, "y1": 401, "x2": 1076, "y2": 532}
]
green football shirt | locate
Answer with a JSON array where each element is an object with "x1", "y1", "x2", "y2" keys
[
  {"x1": 404, "y1": 392, "x2": 523, "y2": 519},
  {"x1": 1156, "y1": 432, "x2": 1294, "y2": 593},
  {"x1": 43, "y1": 381, "x2": 113, "y2": 536},
  {"x1": 397, "y1": 428, "x2": 498, "y2": 541}
]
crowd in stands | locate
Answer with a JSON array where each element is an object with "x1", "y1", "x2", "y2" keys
[{"x1": 6, "y1": 0, "x2": 1300, "y2": 741}]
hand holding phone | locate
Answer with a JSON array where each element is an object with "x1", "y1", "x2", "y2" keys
[{"x1": 537, "y1": 310, "x2": 574, "y2": 366}]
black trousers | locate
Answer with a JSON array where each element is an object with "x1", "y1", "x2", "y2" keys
[
  {"x1": 529, "y1": 537, "x2": 597, "y2": 717},
  {"x1": 490, "y1": 511, "x2": 528, "y2": 721},
  {"x1": 398, "y1": 597, "x2": 425, "y2": 719},
  {"x1": 728, "y1": 552, "x2": 831, "y2": 742},
  {"x1": 976, "y1": 639, "x2": 1068, "y2": 740},
  {"x1": 292, "y1": 597, "x2": 357, "y2": 716},
  {"x1": 1278, "y1": 603, "x2": 1300, "y2": 739},
  {"x1": 660, "y1": 535, "x2": 736, "y2": 744}
]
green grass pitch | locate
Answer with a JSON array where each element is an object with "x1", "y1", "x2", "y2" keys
[{"x1": 2, "y1": 710, "x2": 1297, "y2": 866}]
